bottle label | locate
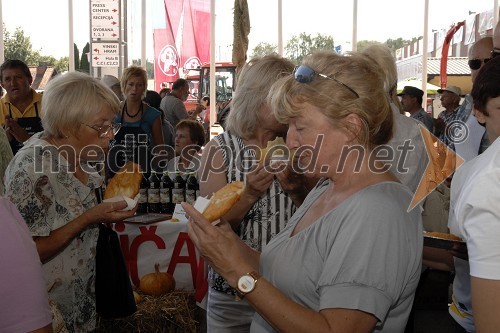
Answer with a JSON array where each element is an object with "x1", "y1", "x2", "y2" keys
[
  {"x1": 172, "y1": 188, "x2": 184, "y2": 204},
  {"x1": 148, "y1": 188, "x2": 160, "y2": 203},
  {"x1": 186, "y1": 190, "x2": 196, "y2": 204},
  {"x1": 138, "y1": 188, "x2": 147, "y2": 204},
  {"x1": 160, "y1": 188, "x2": 171, "y2": 204}
]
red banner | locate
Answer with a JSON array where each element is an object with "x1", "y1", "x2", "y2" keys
[{"x1": 154, "y1": 0, "x2": 210, "y2": 91}]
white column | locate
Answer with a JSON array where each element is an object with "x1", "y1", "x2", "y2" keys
[
  {"x1": 494, "y1": 0, "x2": 499, "y2": 26},
  {"x1": 352, "y1": 0, "x2": 358, "y2": 52},
  {"x1": 422, "y1": 0, "x2": 429, "y2": 109},
  {"x1": 69, "y1": 0, "x2": 75, "y2": 72},
  {"x1": 210, "y1": 0, "x2": 216, "y2": 127},
  {"x1": 277, "y1": 0, "x2": 283, "y2": 56},
  {"x1": 141, "y1": 0, "x2": 146, "y2": 67},
  {"x1": 0, "y1": 0, "x2": 4, "y2": 64}
]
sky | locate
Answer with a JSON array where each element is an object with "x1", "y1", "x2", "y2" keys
[{"x1": 1, "y1": 0, "x2": 495, "y2": 62}]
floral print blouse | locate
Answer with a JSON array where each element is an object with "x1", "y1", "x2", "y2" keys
[
  {"x1": 4, "y1": 133, "x2": 103, "y2": 333},
  {"x1": 0, "y1": 127, "x2": 13, "y2": 194}
]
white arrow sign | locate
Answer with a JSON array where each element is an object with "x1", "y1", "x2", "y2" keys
[
  {"x1": 92, "y1": 42, "x2": 120, "y2": 67},
  {"x1": 91, "y1": 0, "x2": 119, "y2": 40}
]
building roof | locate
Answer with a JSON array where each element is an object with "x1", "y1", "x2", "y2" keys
[
  {"x1": 29, "y1": 66, "x2": 57, "y2": 91},
  {"x1": 427, "y1": 57, "x2": 470, "y2": 76}
]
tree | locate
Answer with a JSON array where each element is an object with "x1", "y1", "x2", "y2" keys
[
  {"x1": 132, "y1": 59, "x2": 154, "y2": 79},
  {"x1": 3, "y1": 26, "x2": 40, "y2": 65},
  {"x1": 250, "y1": 42, "x2": 277, "y2": 58},
  {"x1": 356, "y1": 40, "x2": 382, "y2": 52},
  {"x1": 79, "y1": 43, "x2": 90, "y2": 74},
  {"x1": 284, "y1": 33, "x2": 334, "y2": 64},
  {"x1": 385, "y1": 38, "x2": 411, "y2": 52},
  {"x1": 74, "y1": 44, "x2": 80, "y2": 71}
]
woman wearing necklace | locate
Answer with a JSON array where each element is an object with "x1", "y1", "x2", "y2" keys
[{"x1": 109, "y1": 66, "x2": 164, "y2": 176}]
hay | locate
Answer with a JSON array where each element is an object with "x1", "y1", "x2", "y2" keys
[{"x1": 96, "y1": 290, "x2": 202, "y2": 333}]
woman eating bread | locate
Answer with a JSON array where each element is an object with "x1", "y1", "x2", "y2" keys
[
  {"x1": 4, "y1": 72, "x2": 137, "y2": 332},
  {"x1": 184, "y1": 51, "x2": 423, "y2": 332},
  {"x1": 196, "y1": 54, "x2": 310, "y2": 332}
]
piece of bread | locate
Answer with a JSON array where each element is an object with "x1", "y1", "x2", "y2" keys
[
  {"x1": 104, "y1": 161, "x2": 143, "y2": 199},
  {"x1": 424, "y1": 231, "x2": 463, "y2": 242},
  {"x1": 259, "y1": 137, "x2": 289, "y2": 163},
  {"x1": 202, "y1": 182, "x2": 245, "y2": 222}
]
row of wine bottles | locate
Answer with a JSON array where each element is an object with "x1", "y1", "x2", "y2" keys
[{"x1": 136, "y1": 171, "x2": 200, "y2": 214}]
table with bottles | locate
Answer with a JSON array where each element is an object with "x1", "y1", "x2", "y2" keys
[{"x1": 113, "y1": 170, "x2": 208, "y2": 302}]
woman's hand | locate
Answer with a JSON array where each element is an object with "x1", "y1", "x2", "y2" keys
[
  {"x1": 182, "y1": 202, "x2": 253, "y2": 287},
  {"x1": 84, "y1": 200, "x2": 137, "y2": 226},
  {"x1": 244, "y1": 163, "x2": 274, "y2": 201}
]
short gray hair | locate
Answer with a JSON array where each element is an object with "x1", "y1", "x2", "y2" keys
[
  {"x1": 41, "y1": 72, "x2": 120, "y2": 138},
  {"x1": 226, "y1": 54, "x2": 294, "y2": 139}
]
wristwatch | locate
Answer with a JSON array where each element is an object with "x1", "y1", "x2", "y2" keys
[{"x1": 236, "y1": 271, "x2": 261, "y2": 299}]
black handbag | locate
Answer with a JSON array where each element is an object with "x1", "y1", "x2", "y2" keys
[{"x1": 94, "y1": 188, "x2": 137, "y2": 318}]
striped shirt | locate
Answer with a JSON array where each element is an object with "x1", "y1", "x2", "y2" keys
[{"x1": 209, "y1": 131, "x2": 296, "y2": 294}]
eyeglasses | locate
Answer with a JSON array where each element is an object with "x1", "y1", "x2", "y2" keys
[
  {"x1": 293, "y1": 65, "x2": 360, "y2": 98},
  {"x1": 83, "y1": 122, "x2": 121, "y2": 138},
  {"x1": 468, "y1": 58, "x2": 491, "y2": 70},
  {"x1": 492, "y1": 48, "x2": 500, "y2": 59}
]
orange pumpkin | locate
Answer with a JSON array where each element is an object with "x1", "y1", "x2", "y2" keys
[{"x1": 139, "y1": 263, "x2": 176, "y2": 296}]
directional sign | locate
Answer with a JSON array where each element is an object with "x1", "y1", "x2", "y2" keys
[
  {"x1": 91, "y1": 0, "x2": 119, "y2": 40},
  {"x1": 92, "y1": 42, "x2": 120, "y2": 67}
]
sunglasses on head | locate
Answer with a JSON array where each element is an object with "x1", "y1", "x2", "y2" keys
[
  {"x1": 492, "y1": 48, "x2": 500, "y2": 59},
  {"x1": 468, "y1": 58, "x2": 491, "y2": 70},
  {"x1": 293, "y1": 65, "x2": 360, "y2": 98}
]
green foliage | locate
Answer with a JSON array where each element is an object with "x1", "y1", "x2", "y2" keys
[
  {"x1": 131, "y1": 59, "x2": 154, "y2": 79},
  {"x1": 356, "y1": 40, "x2": 382, "y2": 52},
  {"x1": 284, "y1": 33, "x2": 334, "y2": 64},
  {"x1": 74, "y1": 44, "x2": 80, "y2": 70},
  {"x1": 3, "y1": 25, "x2": 75, "y2": 74},
  {"x1": 384, "y1": 37, "x2": 411, "y2": 52},
  {"x1": 250, "y1": 42, "x2": 277, "y2": 58},
  {"x1": 79, "y1": 43, "x2": 90, "y2": 74}
]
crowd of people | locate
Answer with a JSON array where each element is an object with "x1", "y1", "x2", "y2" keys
[{"x1": 0, "y1": 20, "x2": 499, "y2": 333}]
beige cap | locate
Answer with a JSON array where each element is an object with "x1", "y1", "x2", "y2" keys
[
  {"x1": 437, "y1": 85, "x2": 461, "y2": 97},
  {"x1": 101, "y1": 75, "x2": 120, "y2": 88}
]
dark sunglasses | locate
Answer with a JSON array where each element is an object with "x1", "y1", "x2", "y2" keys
[
  {"x1": 293, "y1": 65, "x2": 360, "y2": 98},
  {"x1": 468, "y1": 58, "x2": 491, "y2": 70},
  {"x1": 492, "y1": 48, "x2": 500, "y2": 59}
]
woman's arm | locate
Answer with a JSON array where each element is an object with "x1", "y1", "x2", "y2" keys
[
  {"x1": 471, "y1": 277, "x2": 500, "y2": 333},
  {"x1": 35, "y1": 201, "x2": 135, "y2": 263}
]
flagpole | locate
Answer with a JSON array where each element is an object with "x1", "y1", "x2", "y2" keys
[
  {"x1": 210, "y1": 0, "x2": 216, "y2": 128},
  {"x1": 352, "y1": 0, "x2": 357, "y2": 51},
  {"x1": 141, "y1": 0, "x2": 146, "y2": 68},
  {"x1": 0, "y1": 0, "x2": 4, "y2": 64},
  {"x1": 422, "y1": 0, "x2": 429, "y2": 113},
  {"x1": 278, "y1": 0, "x2": 283, "y2": 56},
  {"x1": 69, "y1": 0, "x2": 75, "y2": 72}
]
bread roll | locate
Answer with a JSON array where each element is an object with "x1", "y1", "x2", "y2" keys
[
  {"x1": 104, "y1": 161, "x2": 143, "y2": 199},
  {"x1": 202, "y1": 182, "x2": 245, "y2": 222}
]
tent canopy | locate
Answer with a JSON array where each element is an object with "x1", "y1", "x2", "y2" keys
[{"x1": 397, "y1": 79, "x2": 441, "y2": 95}]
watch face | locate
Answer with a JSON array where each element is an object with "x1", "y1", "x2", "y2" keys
[{"x1": 238, "y1": 275, "x2": 256, "y2": 293}]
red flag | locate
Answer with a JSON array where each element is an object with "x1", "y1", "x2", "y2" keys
[
  {"x1": 154, "y1": 0, "x2": 210, "y2": 91},
  {"x1": 440, "y1": 21, "x2": 465, "y2": 89}
]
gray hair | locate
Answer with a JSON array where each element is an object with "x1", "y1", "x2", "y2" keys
[
  {"x1": 41, "y1": 72, "x2": 120, "y2": 138},
  {"x1": 226, "y1": 54, "x2": 294, "y2": 139}
]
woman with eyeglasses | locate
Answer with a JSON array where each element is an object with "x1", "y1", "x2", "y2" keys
[
  {"x1": 196, "y1": 54, "x2": 310, "y2": 332},
  {"x1": 4, "y1": 71, "x2": 137, "y2": 332},
  {"x1": 108, "y1": 65, "x2": 164, "y2": 176},
  {"x1": 184, "y1": 51, "x2": 422, "y2": 333}
]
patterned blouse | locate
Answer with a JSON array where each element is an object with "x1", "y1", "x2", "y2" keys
[
  {"x1": 4, "y1": 133, "x2": 103, "y2": 333},
  {"x1": 0, "y1": 127, "x2": 13, "y2": 194},
  {"x1": 208, "y1": 131, "x2": 296, "y2": 295}
]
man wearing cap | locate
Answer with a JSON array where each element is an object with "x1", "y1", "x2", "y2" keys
[
  {"x1": 436, "y1": 86, "x2": 461, "y2": 150},
  {"x1": 398, "y1": 86, "x2": 434, "y2": 132}
]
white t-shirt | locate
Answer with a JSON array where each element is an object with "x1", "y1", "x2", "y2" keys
[{"x1": 448, "y1": 137, "x2": 500, "y2": 331}]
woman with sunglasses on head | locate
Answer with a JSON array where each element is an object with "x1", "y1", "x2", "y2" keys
[
  {"x1": 184, "y1": 51, "x2": 422, "y2": 333},
  {"x1": 196, "y1": 54, "x2": 310, "y2": 332},
  {"x1": 4, "y1": 72, "x2": 137, "y2": 332},
  {"x1": 108, "y1": 65, "x2": 164, "y2": 176}
]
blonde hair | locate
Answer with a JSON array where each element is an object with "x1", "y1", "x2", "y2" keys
[
  {"x1": 41, "y1": 72, "x2": 120, "y2": 138},
  {"x1": 269, "y1": 51, "x2": 393, "y2": 148},
  {"x1": 226, "y1": 54, "x2": 294, "y2": 139},
  {"x1": 360, "y1": 43, "x2": 403, "y2": 112},
  {"x1": 121, "y1": 65, "x2": 148, "y2": 99}
]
